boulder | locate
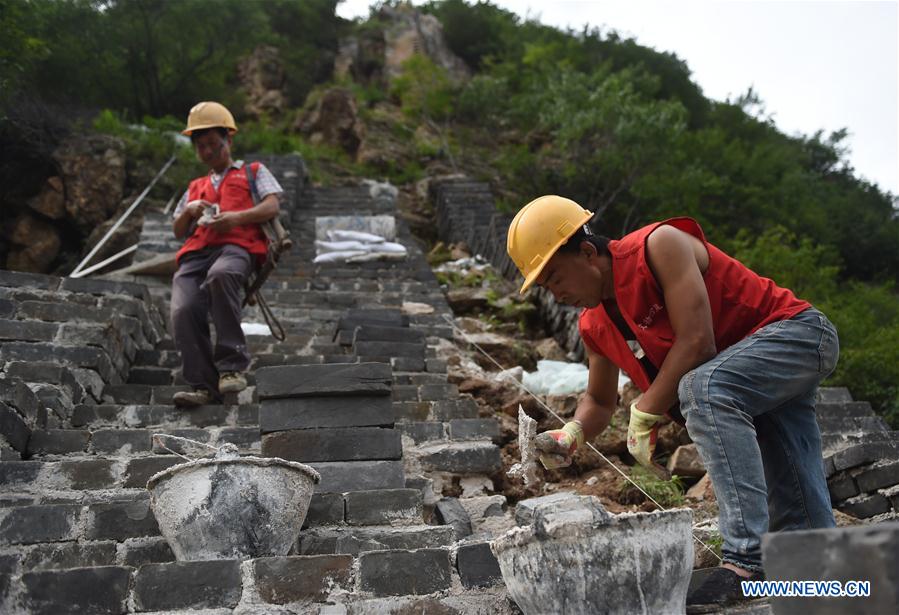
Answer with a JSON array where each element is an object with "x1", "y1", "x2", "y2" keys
[
  {"x1": 667, "y1": 444, "x2": 706, "y2": 478},
  {"x1": 296, "y1": 88, "x2": 364, "y2": 157},
  {"x1": 686, "y1": 473, "x2": 716, "y2": 502},
  {"x1": 53, "y1": 134, "x2": 126, "y2": 235},
  {"x1": 6, "y1": 213, "x2": 61, "y2": 272},
  {"x1": 238, "y1": 45, "x2": 287, "y2": 119},
  {"x1": 535, "y1": 337, "x2": 567, "y2": 361},
  {"x1": 27, "y1": 176, "x2": 66, "y2": 220}
]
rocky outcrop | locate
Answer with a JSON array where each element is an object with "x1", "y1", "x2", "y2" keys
[
  {"x1": 238, "y1": 45, "x2": 287, "y2": 119},
  {"x1": 295, "y1": 88, "x2": 365, "y2": 157},
  {"x1": 53, "y1": 134, "x2": 126, "y2": 235},
  {"x1": 5, "y1": 213, "x2": 61, "y2": 273},
  {"x1": 26, "y1": 176, "x2": 66, "y2": 220}
]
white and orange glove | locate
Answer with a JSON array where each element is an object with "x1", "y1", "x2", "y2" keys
[
  {"x1": 535, "y1": 421, "x2": 585, "y2": 469},
  {"x1": 627, "y1": 400, "x2": 663, "y2": 467}
]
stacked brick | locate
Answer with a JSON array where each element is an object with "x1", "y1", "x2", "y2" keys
[
  {"x1": 0, "y1": 159, "x2": 511, "y2": 612},
  {"x1": 819, "y1": 388, "x2": 899, "y2": 520}
]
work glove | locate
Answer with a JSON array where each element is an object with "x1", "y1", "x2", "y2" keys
[
  {"x1": 627, "y1": 401, "x2": 663, "y2": 468},
  {"x1": 535, "y1": 421, "x2": 584, "y2": 469}
]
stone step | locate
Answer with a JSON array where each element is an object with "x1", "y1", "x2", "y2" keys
[
  {"x1": 415, "y1": 441, "x2": 503, "y2": 474},
  {"x1": 72, "y1": 403, "x2": 259, "y2": 430},
  {"x1": 262, "y1": 427, "x2": 402, "y2": 462},
  {"x1": 824, "y1": 434, "x2": 899, "y2": 476},
  {"x1": 310, "y1": 460, "x2": 405, "y2": 494},
  {"x1": 126, "y1": 366, "x2": 173, "y2": 386},
  {"x1": 816, "y1": 387, "x2": 853, "y2": 403},
  {"x1": 296, "y1": 525, "x2": 454, "y2": 556},
  {"x1": 26, "y1": 426, "x2": 260, "y2": 458},
  {"x1": 815, "y1": 401, "x2": 877, "y2": 420},
  {"x1": 817, "y1": 415, "x2": 888, "y2": 435},
  {"x1": 822, "y1": 430, "x2": 899, "y2": 454}
]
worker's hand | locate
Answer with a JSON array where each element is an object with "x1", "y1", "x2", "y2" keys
[
  {"x1": 535, "y1": 421, "x2": 584, "y2": 469},
  {"x1": 627, "y1": 400, "x2": 664, "y2": 468},
  {"x1": 207, "y1": 211, "x2": 242, "y2": 234},
  {"x1": 185, "y1": 200, "x2": 214, "y2": 219}
]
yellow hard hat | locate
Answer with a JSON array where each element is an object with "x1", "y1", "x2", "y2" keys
[
  {"x1": 182, "y1": 101, "x2": 238, "y2": 136},
  {"x1": 507, "y1": 195, "x2": 594, "y2": 294}
]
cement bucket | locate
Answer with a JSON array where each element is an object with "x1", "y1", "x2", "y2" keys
[
  {"x1": 147, "y1": 438, "x2": 320, "y2": 561},
  {"x1": 491, "y1": 498, "x2": 693, "y2": 615}
]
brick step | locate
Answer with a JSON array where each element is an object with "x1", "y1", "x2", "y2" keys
[
  {"x1": 398, "y1": 419, "x2": 501, "y2": 444},
  {"x1": 262, "y1": 427, "x2": 402, "y2": 462},
  {"x1": 822, "y1": 430, "x2": 899, "y2": 453},
  {"x1": 393, "y1": 398, "x2": 480, "y2": 422},
  {"x1": 310, "y1": 460, "x2": 406, "y2": 494},
  {"x1": 824, "y1": 434, "x2": 899, "y2": 476},
  {"x1": 72, "y1": 403, "x2": 259, "y2": 430},
  {"x1": 415, "y1": 441, "x2": 503, "y2": 475},
  {"x1": 296, "y1": 525, "x2": 454, "y2": 556},
  {"x1": 305, "y1": 489, "x2": 424, "y2": 528},
  {"x1": 817, "y1": 415, "x2": 888, "y2": 434},
  {"x1": 126, "y1": 366, "x2": 173, "y2": 386},
  {"x1": 815, "y1": 401, "x2": 877, "y2": 420},
  {"x1": 816, "y1": 387, "x2": 853, "y2": 403},
  {"x1": 26, "y1": 426, "x2": 260, "y2": 458}
]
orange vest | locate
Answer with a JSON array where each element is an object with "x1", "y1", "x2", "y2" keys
[
  {"x1": 579, "y1": 217, "x2": 811, "y2": 396},
  {"x1": 176, "y1": 162, "x2": 268, "y2": 265}
]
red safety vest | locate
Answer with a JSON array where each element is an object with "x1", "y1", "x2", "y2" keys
[
  {"x1": 579, "y1": 217, "x2": 811, "y2": 396},
  {"x1": 176, "y1": 162, "x2": 268, "y2": 265}
]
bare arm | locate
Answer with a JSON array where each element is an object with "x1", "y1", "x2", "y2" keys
[
  {"x1": 575, "y1": 346, "x2": 621, "y2": 440},
  {"x1": 173, "y1": 200, "x2": 209, "y2": 239},
  {"x1": 637, "y1": 225, "x2": 717, "y2": 415}
]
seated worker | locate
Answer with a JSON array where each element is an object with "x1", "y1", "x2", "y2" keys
[
  {"x1": 170, "y1": 101, "x2": 283, "y2": 407},
  {"x1": 507, "y1": 195, "x2": 839, "y2": 609}
]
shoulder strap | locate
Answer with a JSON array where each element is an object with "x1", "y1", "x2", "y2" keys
[{"x1": 245, "y1": 162, "x2": 260, "y2": 206}]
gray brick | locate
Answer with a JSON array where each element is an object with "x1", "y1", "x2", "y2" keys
[
  {"x1": 119, "y1": 537, "x2": 175, "y2": 567},
  {"x1": 21, "y1": 542, "x2": 117, "y2": 571},
  {"x1": 449, "y1": 418, "x2": 500, "y2": 441},
  {"x1": 390, "y1": 357, "x2": 426, "y2": 372},
  {"x1": 815, "y1": 401, "x2": 876, "y2": 420},
  {"x1": 356, "y1": 341, "x2": 425, "y2": 359},
  {"x1": 27, "y1": 430, "x2": 90, "y2": 456},
  {"x1": 260, "y1": 395, "x2": 393, "y2": 433},
  {"x1": 0, "y1": 401, "x2": 31, "y2": 452},
  {"x1": 71, "y1": 405, "x2": 121, "y2": 427},
  {"x1": 58, "y1": 459, "x2": 117, "y2": 489},
  {"x1": 22, "y1": 566, "x2": 131, "y2": 615},
  {"x1": 218, "y1": 427, "x2": 259, "y2": 449},
  {"x1": 150, "y1": 428, "x2": 210, "y2": 454},
  {"x1": 0, "y1": 504, "x2": 80, "y2": 544},
  {"x1": 303, "y1": 493, "x2": 345, "y2": 528},
  {"x1": 263, "y1": 427, "x2": 401, "y2": 462},
  {"x1": 354, "y1": 325, "x2": 425, "y2": 343},
  {"x1": 60, "y1": 277, "x2": 146, "y2": 299},
  {"x1": 0, "y1": 460, "x2": 42, "y2": 487},
  {"x1": 254, "y1": 555, "x2": 353, "y2": 603},
  {"x1": 345, "y1": 489, "x2": 422, "y2": 526},
  {"x1": 392, "y1": 401, "x2": 432, "y2": 421},
  {"x1": 0, "y1": 298, "x2": 14, "y2": 318},
  {"x1": 816, "y1": 387, "x2": 852, "y2": 403},
  {"x1": 338, "y1": 310, "x2": 409, "y2": 331},
  {"x1": 358, "y1": 549, "x2": 452, "y2": 596},
  {"x1": 426, "y1": 358, "x2": 448, "y2": 373},
  {"x1": 435, "y1": 498, "x2": 472, "y2": 539},
  {"x1": 134, "y1": 560, "x2": 242, "y2": 611},
  {"x1": 0, "y1": 378, "x2": 40, "y2": 421},
  {"x1": 311, "y1": 460, "x2": 405, "y2": 493},
  {"x1": 127, "y1": 366, "x2": 172, "y2": 386},
  {"x1": 432, "y1": 398, "x2": 479, "y2": 420},
  {"x1": 838, "y1": 493, "x2": 891, "y2": 518},
  {"x1": 392, "y1": 385, "x2": 419, "y2": 401},
  {"x1": 456, "y1": 541, "x2": 503, "y2": 588},
  {"x1": 831, "y1": 440, "x2": 899, "y2": 472},
  {"x1": 256, "y1": 362, "x2": 392, "y2": 399},
  {"x1": 397, "y1": 421, "x2": 445, "y2": 443},
  {"x1": 104, "y1": 384, "x2": 150, "y2": 404},
  {"x1": 87, "y1": 499, "x2": 159, "y2": 540},
  {"x1": 0, "y1": 318, "x2": 59, "y2": 342},
  {"x1": 123, "y1": 457, "x2": 183, "y2": 488},
  {"x1": 420, "y1": 383, "x2": 459, "y2": 401},
  {"x1": 853, "y1": 460, "x2": 899, "y2": 492},
  {"x1": 762, "y1": 523, "x2": 899, "y2": 615},
  {"x1": 418, "y1": 442, "x2": 502, "y2": 474},
  {"x1": 0, "y1": 269, "x2": 58, "y2": 290},
  {"x1": 90, "y1": 429, "x2": 151, "y2": 454},
  {"x1": 827, "y1": 473, "x2": 859, "y2": 502},
  {"x1": 298, "y1": 526, "x2": 454, "y2": 556}
]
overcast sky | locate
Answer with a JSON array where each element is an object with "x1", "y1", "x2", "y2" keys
[{"x1": 338, "y1": 0, "x2": 898, "y2": 197}]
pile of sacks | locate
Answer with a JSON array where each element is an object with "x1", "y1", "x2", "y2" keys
[{"x1": 313, "y1": 229, "x2": 407, "y2": 264}]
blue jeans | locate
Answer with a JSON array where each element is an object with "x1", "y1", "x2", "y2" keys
[{"x1": 678, "y1": 307, "x2": 839, "y2": 572}]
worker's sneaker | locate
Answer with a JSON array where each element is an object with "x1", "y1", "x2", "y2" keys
[
  {"x1": 687, "y1": 567, "x2": 764, "y2": 611},
  {"x1": 218, "y1": 372, "x2": 247, "y2": 394},
  {"x1": 172, "y1": 388, "x2": 213, "y2": 408}
]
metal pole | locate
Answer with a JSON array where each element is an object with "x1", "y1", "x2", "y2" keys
[
  {"x1": 69, "y1": 244, "x2": 138, "y2": 278},
  {"x1": 70, "y1": 154, "x2": 176, "y2": 277}
]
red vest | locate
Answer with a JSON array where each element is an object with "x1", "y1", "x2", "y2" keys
[
  {"x1": 176, "y1": 162, "x2": 268, "y2": 265},
  {"x1": 579, "y1": 217, "x2": 810, "y2": 395}
]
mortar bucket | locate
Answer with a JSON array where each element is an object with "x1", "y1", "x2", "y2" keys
[
  {"x1": 491, "y1": 508, "x2": 694, "y2": 615},
  {"x1": 147, "y1": 439, "x2": 320, "y2": 561}
]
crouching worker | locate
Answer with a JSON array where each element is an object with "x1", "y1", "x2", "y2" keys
[
  {"x1": 170, "y1": 101, "x2": 283, "y2": 407},
  {"x1": 507, "y1": 195, "x2": 839, "y2": 608}
]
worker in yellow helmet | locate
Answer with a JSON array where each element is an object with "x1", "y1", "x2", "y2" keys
[
  {"x1": 169, "y1": 102, "x2": 283, "y2": 407},
  {"x1": 507, "y1": 195, "x2": 838, "y2": 609}
]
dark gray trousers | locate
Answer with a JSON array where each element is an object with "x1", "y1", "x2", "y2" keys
[{"x1": 171, "y1": 244, "x2": 252, "y2": 394}]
